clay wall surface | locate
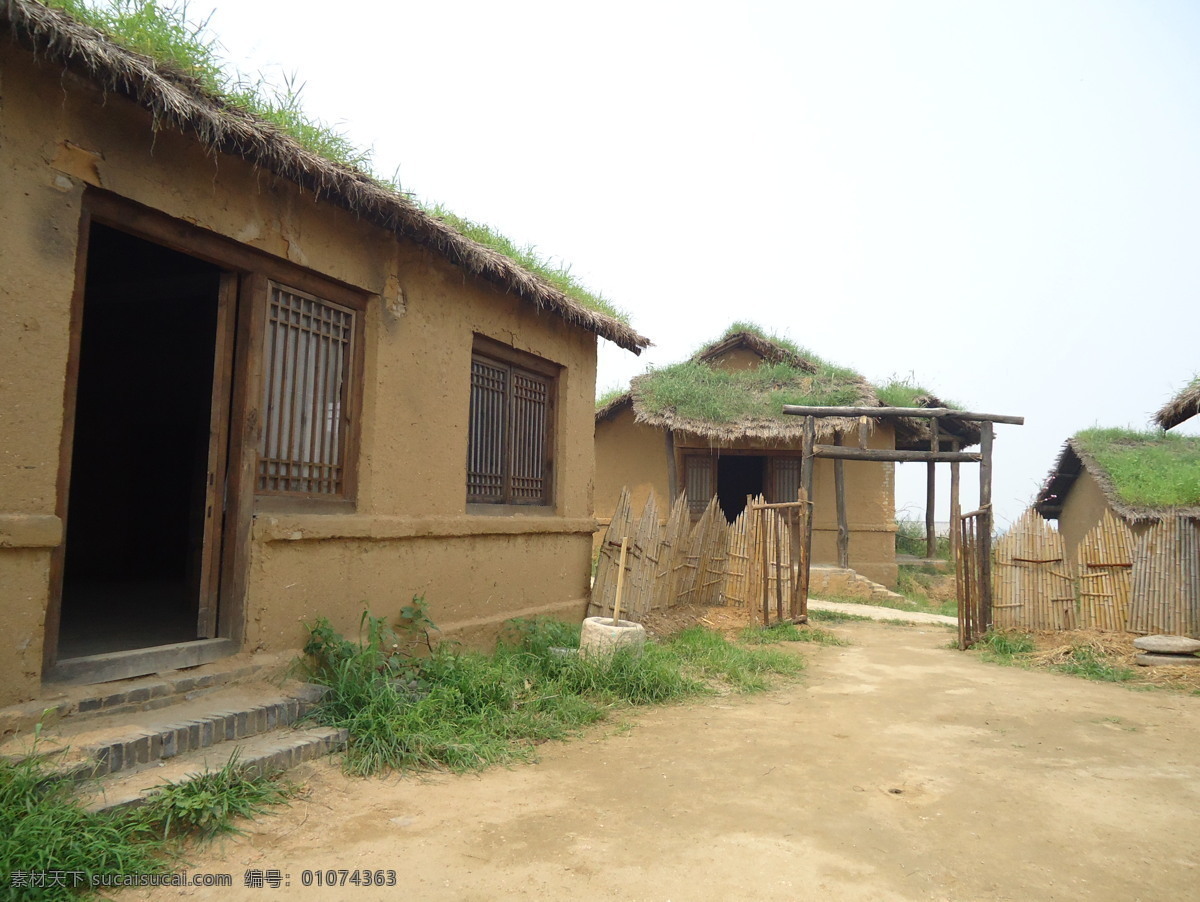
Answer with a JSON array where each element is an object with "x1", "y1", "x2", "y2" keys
[
  {"x1": 1057, "y1": 468, "x2": 1112, "y2": 558},
  {"x1": 0, "y1": 46, "x2": 598, "y2": 703}
]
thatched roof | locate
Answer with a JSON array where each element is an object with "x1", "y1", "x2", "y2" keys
[
  {"x1": 1, "y1": 0, "x2": 648, "y2": 353},
  {"x1": 597, "y1": 328, "x2": 977, "y2": 445},
  {"x1": 1154, "y1": 377, "x2": 1200, "y2": 430},
  {"x1": 1034, "y1": 430, "x2": 1200, "y2": 522}
]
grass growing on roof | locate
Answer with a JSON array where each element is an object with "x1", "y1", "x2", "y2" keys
[
  {"x1": 875, "y1": 379, "x2": 961, "y2": 410},
  {"x1": 43, "y1": 0, "x2": 624, "y2": 323},
  {"x1": 1074, "y1": 428, "x2": 1200, "y2": 509},
  {"x1": 637, "y1": 360, "x2": 864, "y2": 423}
]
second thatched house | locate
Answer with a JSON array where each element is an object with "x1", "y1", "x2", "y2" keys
[
  {"x1": 594, "y1": 326, "x2": 977, "y2": 586},
  {"x1": 1033, "y1": 429, "x2": 1200, "y2": 555}
]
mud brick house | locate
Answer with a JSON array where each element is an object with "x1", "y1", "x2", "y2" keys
[
  {"x1": 594, "y1": 326, "x2": 977, "y2": 586},
  {"x1": 0, "y1": 0, "x2": 648, "y2": 705}
]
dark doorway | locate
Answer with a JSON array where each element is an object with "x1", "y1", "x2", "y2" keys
[
  {"x1": 58, "y1": 224, "x2": 224, "y2": 659},
  {"x1": 716, "y1": 455, "x2": 765, "y2": 523}
]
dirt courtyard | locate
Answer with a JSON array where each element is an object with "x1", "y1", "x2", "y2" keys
[{"x1": 127, "y1": 622, "x2": 1200, "y2": 901}]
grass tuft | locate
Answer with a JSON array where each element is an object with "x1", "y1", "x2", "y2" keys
[
  {"x1": 740, "y1": 622, "x2": 849, "y2": 646},
  {"x1": 302, "y1": 615, "x2": 803, "y2": 775}
]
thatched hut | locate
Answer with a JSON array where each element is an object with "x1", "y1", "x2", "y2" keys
[
  {"x1": 1033, "y1": 429, "x2": 1200, "y2": 555},
  {"x1": 594, "y1": 326, "x2": 975, "y2": 586},
  {"x1": 0, "y1": 0, "x2": 648, "y2": 704}
]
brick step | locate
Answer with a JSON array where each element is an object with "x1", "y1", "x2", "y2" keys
[
  {"x1": 79, "y1": 725, "x2": 348, "y2": 813},
  {"x1": 0, "y1": 651, "x2": 295, "y2": 740},
  {"x1": 0, "y1": 683, "x2": 328, "y2": 780}
]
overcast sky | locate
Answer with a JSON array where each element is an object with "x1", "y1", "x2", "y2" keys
[{"x1": 181, "y1": 0, "x2": 1200, "y2": 527}]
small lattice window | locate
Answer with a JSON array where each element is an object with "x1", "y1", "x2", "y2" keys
[
  {"x1": 467, "y1": 345, "x2": 555, "y2": 505},
  {"x1": 684, "y1": 455, "x2": 715, "y2": 514},
  {"x1": 257, "y1": 283, "x2": 356, "y2": 497},
  {"x1": 768, "y1": 457, "x2": 801, "y2": 504}
]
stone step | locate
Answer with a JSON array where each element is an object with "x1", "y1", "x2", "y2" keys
[
  {"x1": 0, "y1": 651, "x2": 294, "y2": 740},
  {"x1": 1, "y1": 682, "x2": 328, "y2": 780},
  {"x1": 79, "y1": 725, "x2": 348, "y2": 813}
]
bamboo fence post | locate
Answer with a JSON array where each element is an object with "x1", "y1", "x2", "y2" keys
[
  {"x1": 612, "y1": 537, "x2": 628, "y2": 625},
  {"x1": 978, "y1": 421, "x2": 994, "y2": 630}
]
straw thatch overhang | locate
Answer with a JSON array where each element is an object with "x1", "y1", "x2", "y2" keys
[
  {"x1": 597, "y1": 330, "x2": 978, "y2": 446},
  {"x1": 1034, "y1": 436, "x2": 1200, "y2": 522},
  {"x1": 1, "y1": 0, "x2": 649, "y2": 354},
  {"x1": 1155, "y1": 379, "x2": 1200, "y2": 431}
]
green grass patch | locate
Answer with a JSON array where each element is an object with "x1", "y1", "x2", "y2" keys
[
  {"x1": 302, "y1": 611, "x2": 804, "y2": 775},
  {"x1": 971, "y1": 630, "x2": 1036, "y2": 665},
  {"x1": 875, "y1": 379, "x2": 961, "y2": 411},
  {"x1": 636, "y1": 359, "x2": 863, "y2": 424},
  {"x1": 740, "y1": 622, "x2": 849, "y2": 646},
  {"x1": 1074, "y1": 428, "x2": 1200, "y2": 509},
  {"x1": 44, "y1": 1, "x2": 623, "y2": 323},
  {"x1": 807, "y1": 608, "x2": 874, "y2": 623},
  {"x1": 0, "y1": 746, "x2": 292, "y2": 901},
  {"x1": 1048, "y1": 645, "x2": 1137, "y2": 683}
]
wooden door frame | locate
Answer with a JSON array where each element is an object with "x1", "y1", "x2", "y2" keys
[{"x1": 46, "y1": 189, "x2": 372, "y2": 683}]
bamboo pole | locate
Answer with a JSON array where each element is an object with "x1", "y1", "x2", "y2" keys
[
  {"x1": 926, "y1": 418, "x2": 939, "y2": 559},
  {"x1": 612, "y1": 537, "x2": 628, "y2": 626}
]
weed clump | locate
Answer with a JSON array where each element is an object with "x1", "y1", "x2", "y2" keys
[{"x1": 302, "y1": 606, "x2": 804, "y2": 775}]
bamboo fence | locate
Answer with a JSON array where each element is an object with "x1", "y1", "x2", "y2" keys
[
  {"x1": 591, "y1": 489, "x2": 803, "y2": 625},
  {"x1": 992, "y1": 507, "x2": 1200, "y2": 638},
  {"x1": 1075, "y1": 509, "x2": 1134, "y2": 632},
  {"x1": 1127, "y1": 518, "x2": 1200, "y2": 637},
  {"x1": 992, "y1": 509, "x2": 1075, "y2": 630}
]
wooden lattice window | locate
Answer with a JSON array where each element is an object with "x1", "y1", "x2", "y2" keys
[
  {"x1": 467, "y1": 342, "x2": 556, "y2": 505},
  {"x1": 768, "y1": 457, "x2": 801, "y2": 504},
  {"x1": 684, "y1": 455, "x2": 715, "y2": 514},
  {"x1": 257, "y1": 283, "x2": 357, "y2": 497}
]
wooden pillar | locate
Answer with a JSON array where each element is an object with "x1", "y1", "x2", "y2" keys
[
  {"x1": 664, "y1": 429, "x2": 678, "y2": 504},
  {"x1": 799, "y1": 416, "x2": 816, "y2": 613},
  {"x1": 926, "y1": 417, "x2": 939, "y2": 559},
  {"x1": 949, "y1": 439, "x2": 961, "y2": 564},
  {"x1": 834, "y1": 432, "x2": 849, "y2": 569},
  {"x1": 979, "y1": 421, "x2": 994, "y2": 630}
]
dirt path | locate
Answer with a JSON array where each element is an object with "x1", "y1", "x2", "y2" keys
[
  {"x1": 808, "y1": 597, "x2": 958, "y2": 625},
  {"x1": 128, "y1": 623, "x2": 1200, "y2": 901}
]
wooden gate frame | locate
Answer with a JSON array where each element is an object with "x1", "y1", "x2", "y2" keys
[{"x1": 780, "y1": 404, "x2": 1024, "y2": 644}]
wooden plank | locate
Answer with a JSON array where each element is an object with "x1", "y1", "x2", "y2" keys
[
  {"x1": 782, "y1": 405, "x2": 1024, "y2": 425},
  {"x1": 926, "y1": 418, "x2": 938, "y2": 559}
]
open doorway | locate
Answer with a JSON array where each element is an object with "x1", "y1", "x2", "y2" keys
[
  {"x1": 57, "y1": 223, "x2": 226, "y2": 660},
  {"x1": 716, "y1": 455, "x2": 765, "y2": 523}
]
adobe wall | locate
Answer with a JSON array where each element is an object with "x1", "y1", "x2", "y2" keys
[
  {"x1": 1056, "y1": 469, "x2": 1115, "y2": 558},
  {"x1": 0, "y1": 45, "x2": 597, "y2": 703},
  {"x1": 593, "y1": 411, "x2": 898, "y2": 585}
]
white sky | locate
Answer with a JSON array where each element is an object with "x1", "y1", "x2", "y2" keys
[{"x1": 179, "y1": 0, "x2": 1200, "y2": 527}]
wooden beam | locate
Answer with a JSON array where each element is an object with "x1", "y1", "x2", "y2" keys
[
  {"x1": 813, "y1": 446, "x2": 981, "y2": 463},
  {"x1": 783, "y1": 405, "x2": 1024, "y2": 425},
  {"x1": 664, "y1": 429, "x2": 677, "y2": 504}
]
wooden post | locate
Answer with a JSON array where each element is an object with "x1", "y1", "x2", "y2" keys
[
  {"x1": 664, "y1": 430, "x2": 678, "y2": 504},
  {"x1": 979, "y1": 422, "x2": 994, "y2": 630},
  {"x1": 760, "y1": 504, "x2": 771, "y2": 625},
  {"x1": 612, "y1": 537, "x2": 629, "y2": 625},
  {"x1": 949, "y1": 439, "x2": 961, "y2": 564},
  {"x1": 799, "y1": 416, "x2": 816, "y2": 618},
  {"x1": 834, "y1": 432, "x2": 849, "y2": 569},
  {"x1": 926, "y1": 418, "x2": 938, "y2": 559},
  {"x1": 858, "y1": 415, "x2": 870, "y2": 450}
]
